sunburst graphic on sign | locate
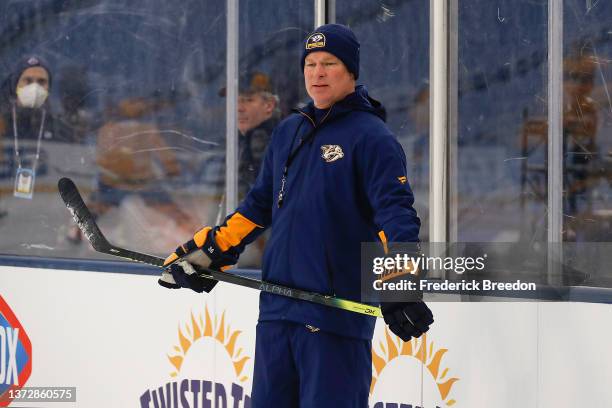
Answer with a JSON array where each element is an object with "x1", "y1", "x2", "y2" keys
[
  {"x1": 167, "y1": 306, "x2": 250, "y2": 382},
  {"x1": 371, "y1": 330, "x2": 459, "y2": 406}
]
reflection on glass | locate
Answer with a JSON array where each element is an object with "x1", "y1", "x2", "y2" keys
[
  {"x1": 336, "y1": 0, "x2": 430, "y2": 239},
  {"x1": 0, "y1": 1, "x2": 227, "y2": 259},
  {"x1": 235, "y1": 1, "x2": 313, "y2": 268}
]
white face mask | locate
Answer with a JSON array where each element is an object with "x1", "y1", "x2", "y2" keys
[{"x1": 16, "y1": 83, "x2": 49, "y2": 109}]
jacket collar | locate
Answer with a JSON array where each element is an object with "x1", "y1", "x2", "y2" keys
[
  {"x1": 241, "y1": 116, "x2": 277, "y2": 138},
  {"x1": 294, "y1": 85, "x2": 387, "y2": 127}
]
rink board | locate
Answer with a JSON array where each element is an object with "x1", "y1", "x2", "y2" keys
[{"x1": 0, "y1": 266, "x2": 611, "y2": 407}]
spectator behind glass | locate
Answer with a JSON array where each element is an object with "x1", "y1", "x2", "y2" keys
[
  {"x1": 66, "y1": 94, "x2": 200, "y2": 247},
  {"x1": 0, "y1": 56, "x2": 56, "y2": 206},
  {"x1": 520, "y1": 46, "x2": 606, "y2": 243},
  {"x1": 562, "y1": 49, "x2": 605, "y2": 241},
  {"x1": 220, "y1": 71, "x2": 280, "y2": 267},
  {"x1": 222, "y1": 71, "x2": 280, "y2": 198},
  {"x1": 55, "y1": 65, "x2": 94, "y2": 145},
  {"x1": 563, "y1": 51, "x2": 598, "y2": 212}
]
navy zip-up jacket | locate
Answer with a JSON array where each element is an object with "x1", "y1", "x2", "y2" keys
[{"x1": 213, "y1": 85, "x2": 420, "y2": 340}]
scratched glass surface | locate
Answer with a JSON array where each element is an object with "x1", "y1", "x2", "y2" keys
[
  {"x1": 454, "y1": 0, "x2": 611, "y2": 288},
  {"x1": 0, "y1": 1, "x2": 309, "y2": 261},
  {"x1": 452, "y1": 1, "x2": 549, "y2": 286},
  {"x1": 233, "y1": 0, "x2": 313, "y2": 269},
  {"x1": 454, "y1": 0, "x2": 548, "y2": 242},
  {"x1": 561, "y1": 0, "x2": 612, "y2": 287},
  {"x1": 336, "y1": 0, "x2": 430, "y2": 240}
]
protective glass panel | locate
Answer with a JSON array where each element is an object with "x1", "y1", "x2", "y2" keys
[
  {"x1": 454, "y1": 1, "x2": 548, "y2": 243},
  {"x1": 234, "y1": 1, "x2": 313, "y2": 268},
  {"x1": 562, "y1": 0, "x2": 612, "y2": 287},
  {"x1": 452, "y1": 1, "x2": 549, "y2": 289},
  {"x1": 335, "y1": 1, "x2": 430, "y2": 241},
  {"x1": 0, "y1": 1, "x2": 226, "y2": 260}
]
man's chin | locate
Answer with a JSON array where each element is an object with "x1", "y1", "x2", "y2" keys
[
  {"x1": 313, "y1": 100, "x2": 333, "y2": 109},
  {"x1": 238, "y1": 122, "x2": 249, "y2": 133}
]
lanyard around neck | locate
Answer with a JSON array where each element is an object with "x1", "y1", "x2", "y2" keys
[
  {"x1": 12, "y1": 103, "x2": 47, "y2": 170},
  {"x1": 276, "y1": 106, "x2": 344, "y2": 208},
  {"x1": 277, "y1": 119, "x2": 314, "y2": 208},
  {"x1": 276, "y1": 108, "x2": 331, "y2": 208}
]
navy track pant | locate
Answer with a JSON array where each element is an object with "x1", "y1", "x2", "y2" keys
[{"x1": 251, "y1": 321, "x2": 372, "y2": 407}]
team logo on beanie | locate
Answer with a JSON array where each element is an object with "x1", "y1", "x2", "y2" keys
[
  {"x1": 306, "y1": 33, "x2": 326, "y2": 50},
  {"x1": 321, "y1": 145, "x2": 344, "y2": 163}
]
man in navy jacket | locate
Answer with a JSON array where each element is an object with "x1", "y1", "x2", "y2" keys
[{"x1": 160, "y1": 24, "x2": 434, "y2": 407}]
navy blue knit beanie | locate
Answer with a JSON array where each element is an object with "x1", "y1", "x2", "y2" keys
[
  {"x1": 301, "y1": 24, "x2": 360, "y2": 79},
  {"x1": 9, "y1": 55, "x2": 52, "y2": 98}
]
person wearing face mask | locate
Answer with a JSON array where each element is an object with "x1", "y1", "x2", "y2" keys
[{"x1": 0, "y1": 56, "x2": 54, "y2": 200}]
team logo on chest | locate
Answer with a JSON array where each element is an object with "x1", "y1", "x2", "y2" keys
[{"x1": 320, "y1": 145, "x2": 344, "y2": 163}]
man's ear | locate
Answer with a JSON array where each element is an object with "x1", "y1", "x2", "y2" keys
[{"x1": 264, "y1": 98, "x2": 276, "y2": 115}]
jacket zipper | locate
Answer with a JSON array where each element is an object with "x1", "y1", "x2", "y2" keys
[
  {"x1": 284, "y1": 116, "x2": 314, "y2": 307},
  {"x1": 284, "y1": 107, "x2": 339, "y2": 299}
]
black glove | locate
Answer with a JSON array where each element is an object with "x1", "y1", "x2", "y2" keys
[
  {"x1": 158, "y1": 226, "x2": 238, "y2": 293},
  {"x1": 381, "y1": 301, "x2": 434, "y2": 342}
]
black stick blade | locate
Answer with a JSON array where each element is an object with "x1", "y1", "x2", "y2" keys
[
  {"x1": 57, "y1": 177, "x2": 165, "y2": 267},
  {"x1": 58, "y1": 177, "x2": 111, "y2": 252}
]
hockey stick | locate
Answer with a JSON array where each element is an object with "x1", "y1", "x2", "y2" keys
[{"x1": 57, "y1": 177, "x2": 382, "y2": 318}]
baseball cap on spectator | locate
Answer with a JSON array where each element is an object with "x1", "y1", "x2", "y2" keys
[{"x1": 219, "y1": 71, "x2": 275, "y2": 97}]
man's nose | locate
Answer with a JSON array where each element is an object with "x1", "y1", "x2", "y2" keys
[{"x1": 314, "y1": 63, "x2": 326, "y2": 77}]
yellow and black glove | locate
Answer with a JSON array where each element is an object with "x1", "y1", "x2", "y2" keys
[{"x1": 158, "y1": 226, "x2": 238, "y2": 293}]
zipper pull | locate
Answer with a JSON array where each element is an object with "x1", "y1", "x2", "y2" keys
[{"x1": 277, "y1": 170, "x2": 287, "y2": 208}]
